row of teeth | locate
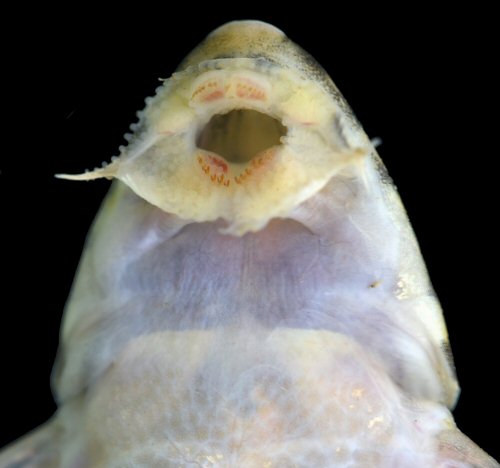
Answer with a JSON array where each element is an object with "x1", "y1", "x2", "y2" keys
[{"x1": 197, "y1": 149, "x2": 275, "y2": 187}]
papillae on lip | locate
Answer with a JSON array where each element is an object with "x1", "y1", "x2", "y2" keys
[{"x1": 58, "y1": 59, "x2": 368, "y2": 235}]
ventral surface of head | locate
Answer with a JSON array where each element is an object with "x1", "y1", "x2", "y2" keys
[{"x1": 58, "y1": 20, "x2": 371, "y2": 235}]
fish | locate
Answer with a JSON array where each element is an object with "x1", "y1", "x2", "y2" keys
[{"x1": 0, "y1": 20, "x2": 497, "y2": 468}]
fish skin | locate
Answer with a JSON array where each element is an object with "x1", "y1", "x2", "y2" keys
[{"x1": 1, "y1": 20, "x2": 497, "y2": 468}]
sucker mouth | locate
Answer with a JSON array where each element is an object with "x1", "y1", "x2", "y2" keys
[{"x1": 196, "y1": 108, "x2": 288, "y2": 164}]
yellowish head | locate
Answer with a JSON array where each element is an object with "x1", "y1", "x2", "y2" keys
[{"x1": 59, "y1": 21, "x2": 370, "y2": 235}]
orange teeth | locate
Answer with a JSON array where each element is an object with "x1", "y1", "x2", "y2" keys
[
  {"x1": 191, "y1": 75, "x2": 268, "y2": 104},
  {"x1": 197, "y1": 153, "x2": 231, "y2": 187},
  {"x1": 197, "y1": 147, "x2": 277, "y2": 187},
  {"x1": 234, "y1": 77, "x2": 267, "y2": 101},
  {"x1": 191, "y1": 79, "x2": 225, "y2": 103},
  {"x1": 234, "y1": 147, "x2": 276, "y2": 184}
]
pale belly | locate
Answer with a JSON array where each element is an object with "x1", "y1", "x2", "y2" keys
[
  {"x1": 80, "y1": 329, "x2": 446, "y2": 467},
  {"x1": 55, "y1": 211, "x2": 452, "y2": 467}
]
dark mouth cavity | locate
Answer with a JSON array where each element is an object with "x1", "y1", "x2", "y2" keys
[{"x1": 196, "y1": 109, "x2": 287, "y2": 163}]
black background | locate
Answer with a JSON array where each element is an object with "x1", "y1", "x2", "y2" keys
[{"x1": 1, "y1": 5, "x2": 497, "y2": 462}]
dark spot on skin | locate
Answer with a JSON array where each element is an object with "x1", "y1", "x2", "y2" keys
[
  {"x1": 372, "y1": 152, "x2": 395, "y2": 187},
  {"x1": 287, "y1": 42, "x2": 360, "y2": 124},
  {"x1": 441, "y1": 341, "x2": 456, "y2": 370},
  {"x1": 209, "y1": 54, "x2": 280, "y2": 73}
]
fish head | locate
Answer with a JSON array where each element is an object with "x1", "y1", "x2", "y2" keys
[{"x1": 59, "y1": 20, "x2": 372, "y2": 235}]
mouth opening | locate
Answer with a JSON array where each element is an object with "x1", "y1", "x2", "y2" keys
[{"x1": 196, "y1": 109, "x2": 287, "y2": 164}]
